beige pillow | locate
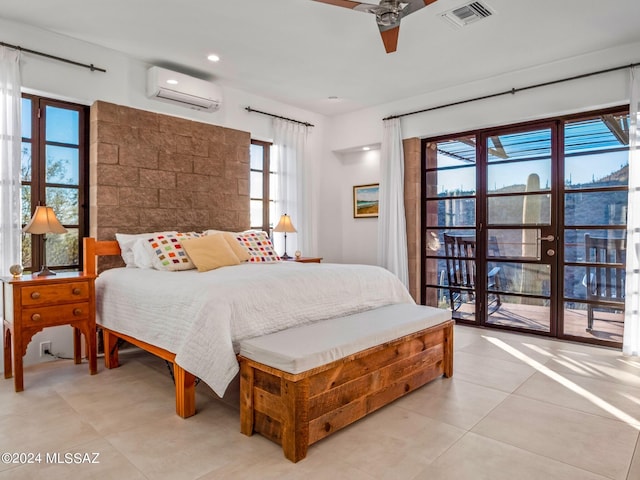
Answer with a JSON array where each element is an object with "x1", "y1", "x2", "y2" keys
[
  {"x1": 203, "y1": 229, "x2": 251, "y2": 262},
  {"x1": 181, "y1": 234, "x2": 241, "y2": 272},
  {"x1": 222, "y1": 232, "x2": 251, "y2": 262},
  {"x1": 203, "y1": 229, "x2": 227, "y2": 236}
]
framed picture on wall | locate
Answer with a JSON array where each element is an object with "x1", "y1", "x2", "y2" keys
[{"x1": 353, "y1": 184, "x2": 379, "y2": 218}]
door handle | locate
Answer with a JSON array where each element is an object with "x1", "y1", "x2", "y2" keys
[{"x1": 538, "y1": 235, "x2": 555, "y2": 242}]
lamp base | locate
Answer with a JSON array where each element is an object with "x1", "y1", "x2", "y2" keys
[
  {"x1": 34, "y1": 265, "x2": 57, "y2": 277},
  {"x1": 280, "y1": 253, "x2": 291, "y2": 260}
]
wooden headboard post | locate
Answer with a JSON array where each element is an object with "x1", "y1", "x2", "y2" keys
[
  {"x1": 83, "y1": 237, "x2": 96, "y2": 276},
  {"x1": 83, "y1": 237, "x2": 121, "y2": 276}
]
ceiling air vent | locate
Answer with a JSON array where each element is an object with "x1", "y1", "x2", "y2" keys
[{"x1": 441, "y1": 1, "x2": 493, "y2": 28}]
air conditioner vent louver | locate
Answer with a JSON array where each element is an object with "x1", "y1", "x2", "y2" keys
[
  {"x1": 441, "y1": 1, "x2": 493, "y2": 28},
  {"x1": 155, "y1": 88, "x2": 217, "y2": 110},
  {"x1": 146, "y1": 66, "x2": 222, "y2": 112}
]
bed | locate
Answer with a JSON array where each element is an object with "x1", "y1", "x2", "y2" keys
[{"x1": 83, "y1": 237, "x2": 415, "y2": 417}]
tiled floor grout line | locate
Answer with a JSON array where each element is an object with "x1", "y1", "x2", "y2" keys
[{"x1": 625, "y1": 432, "x2": 640, "y2": 480}]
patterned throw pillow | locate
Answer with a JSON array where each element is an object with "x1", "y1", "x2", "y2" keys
[
  {"x1": 146, "y1": 232, "x2": 200, "y2": 271},
  {"x1": 236, "y1": 231, "x2": 281, "y2": 263},
  {"x1": 115, "y1": 231, "x2": 177, "y2": 267}
]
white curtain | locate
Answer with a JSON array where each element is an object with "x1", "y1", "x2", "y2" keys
[
  {"x1": 0, "y1": 46, "x2": 22, "y2": 276},
  {"x1": 623, "y1": 66, "x2": 640, "y2": 356},
  {"x1": 377, "y1": 118, "x2": 409, "y2": 288},
  {"x1": 272, "y1": 118, "x2": 313, "y2": 256}
]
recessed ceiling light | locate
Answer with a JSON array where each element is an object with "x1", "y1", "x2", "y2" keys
[
  {"x1": 166, "y1": 79, "x2": 178, "y2": 85},
  {"x1": 363, "y1": 146, "x2": 371, "y2": 151},
  {"x1": 207, "y1": 54, "x2": 220, "y2": 62}
]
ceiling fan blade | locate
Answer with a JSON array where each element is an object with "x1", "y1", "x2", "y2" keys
[
  {"x1": 314, "y1": 0, "x2": 438, "y2": 53},
  {"x1": 402, "y1": 0, "x2": 439, "y2": 17},
  {"x1": 312, "y1": 0, "x2": 378, "y2": 11},
  {"x1": 379, "y1": 25, "x2": 400, "y2": 53}
]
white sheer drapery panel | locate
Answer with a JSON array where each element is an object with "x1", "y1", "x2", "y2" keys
[
  {"x1": 0, "y1": 46, "x2": 22, "y2": 276},
  {"x1": 272, "y1": 118, "x2": 313, "y2": 256},
  {"x1": 623, "y1": 66, "x2": 640, "y2": 356},
  {"x1": 377, "y1": 118, "x2": 409, "y2": 288}
]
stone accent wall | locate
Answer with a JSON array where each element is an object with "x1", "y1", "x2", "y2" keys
[
  {"x1": 403, "y1": 137, "x2": 421, "y2": 302},
  {"x1": 89, "y1": 101, "x2": 250, "y2": 247}
]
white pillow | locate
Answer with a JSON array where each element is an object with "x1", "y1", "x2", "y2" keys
[
  {"x1": 132, "y1": 238, "x2": 154, "y2": 269},
  {"x1": 115, "y1": 232, "x2": 176, "y2": 267}
]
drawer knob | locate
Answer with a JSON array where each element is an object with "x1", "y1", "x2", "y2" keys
[
  {"x1": 72, "y1": 288, "x2": 81, "y2": 295},
  {"x1": 73, "y1": 308, "x2": 83, "y2": 316},
  {"x1": 31, "y1": 313, "x2": 41, "y2": 322},
  {"x1": 30, "y1": 292, "x2": 41, "y2": 300}
]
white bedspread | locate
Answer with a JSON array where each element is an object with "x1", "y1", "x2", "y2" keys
[{"x1": 96, "y1": 262, "x2": 414, "y2": 396}]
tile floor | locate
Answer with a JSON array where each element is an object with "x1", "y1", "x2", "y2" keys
[{"x1": 1, "y1": 325, "x2": 639, "y2": 480}]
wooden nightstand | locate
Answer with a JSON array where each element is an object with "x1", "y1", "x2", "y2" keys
[
  {"x1": 285, "y1": 257, "x2": 323, "y2": 263},
  {"x1": 2, "y1": 272, "x2": 97, "y2": 392}
]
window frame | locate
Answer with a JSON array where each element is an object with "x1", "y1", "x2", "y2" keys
[
  {"x1": 21, "y1": 94, "x2": 90, "y2": 272},
  {"x1": 420, "y1": 105, "x2": 630, "y2": 348},
  {"x1": 250, "y1": 139, "x2": 274, "y2": 232}
]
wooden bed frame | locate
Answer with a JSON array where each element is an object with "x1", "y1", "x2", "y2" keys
[
  {"x1": 84, "y1": 236, "x2": 453, "y2": 438},
  {"x1": 83, "y1": 237, "x2": 197, "y2": 418}
]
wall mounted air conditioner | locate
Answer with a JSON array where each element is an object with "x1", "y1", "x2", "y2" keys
[{"x1": 146, "y1": 66, "x2": 221, "y2": 112}]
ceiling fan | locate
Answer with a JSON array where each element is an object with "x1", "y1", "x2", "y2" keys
[{"x1": 313, "y1": 0, "x2": 438, "y2": 53}]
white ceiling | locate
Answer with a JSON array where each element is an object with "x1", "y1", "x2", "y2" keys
[{"x1": 2, "y1": 0, "x2": 640, "y2": 116}]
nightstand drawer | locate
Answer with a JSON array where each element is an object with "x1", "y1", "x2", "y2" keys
[
  {"x1": 21, "y1": 302, "x2": 90, "y2": 326},
  {"x1": 21, "y1": 282, "x2": 89, "y2": 306}
]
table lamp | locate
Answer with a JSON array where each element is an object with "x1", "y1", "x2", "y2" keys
[
  {"x1": 23, "y1": 205, "x2": 68, "y2": 276},
  {"x1": 273, "y1": 213, "x2": 296, "y2": 260}
]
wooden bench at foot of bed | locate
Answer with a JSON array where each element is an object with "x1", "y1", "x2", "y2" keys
[{"x1": 238, "y1": 303, "x2": 453, "y2": 463}]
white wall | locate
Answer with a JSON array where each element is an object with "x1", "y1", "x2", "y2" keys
[
  {"x1": 320, "y1": 149, "x2": 381, "y2": 264},
  {"x1": 325, "y1": 41, "x2": 638, "y2": 151}
]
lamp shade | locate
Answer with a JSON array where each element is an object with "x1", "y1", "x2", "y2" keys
[
  {"x1": 273, "y1": 214, "x2": 297, "y2": 233},
  {"x1": 23, "y1": 206, "x2": 68, "y2": 234}
]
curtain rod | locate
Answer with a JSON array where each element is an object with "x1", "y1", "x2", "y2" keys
[
  {"x1": 384, "y1": 61, "x2": 640, "y2": 121},
  {"x1": 245, "y1": 106, "x2": 314, "y2": 127},
  {"x1": 1, "y1": 41, "x2": 107, "y2": 73}
]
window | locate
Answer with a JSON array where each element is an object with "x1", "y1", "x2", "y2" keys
[
  {"x1": 249, "y1": 139, "x2": 275, "y2": 232},
  {"x1": 21, "y1": 95, "x2": 89, "y2": 272}
]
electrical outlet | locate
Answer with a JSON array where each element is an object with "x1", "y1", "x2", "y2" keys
[{"x1": 40, "y1": 341, "x2": 52, "y2": 357}]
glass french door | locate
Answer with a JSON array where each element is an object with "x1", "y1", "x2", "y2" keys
[
  {"x1": 480, "y1": 125, "x2": 557, "y2": 334},
  {"x1": 561, "y1": 113, "x2": 628, "y2": 344},
  {"x1": 423, "y1": 109, "x2": 629, "y2": 346}
]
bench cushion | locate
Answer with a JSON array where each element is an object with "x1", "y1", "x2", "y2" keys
[{"x1": 238, "y1": 303, "x2": 451, "y2": 374}]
